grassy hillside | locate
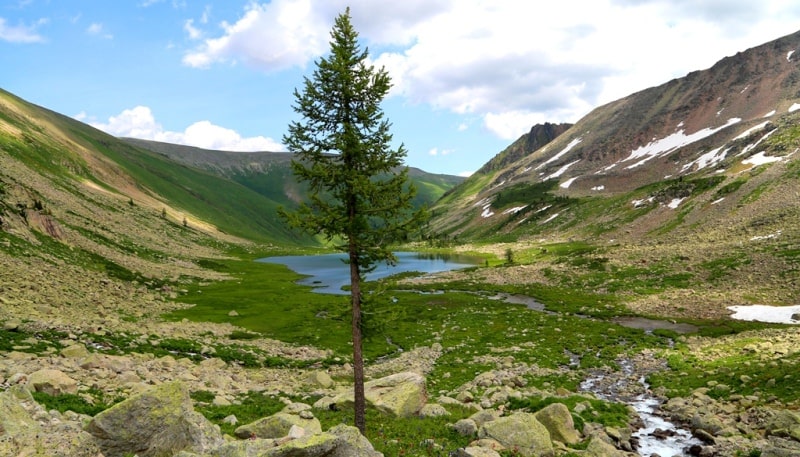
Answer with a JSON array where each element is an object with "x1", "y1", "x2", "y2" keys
[{"x1": 123, "y1": 138, "x2": 465, "y2": 212}]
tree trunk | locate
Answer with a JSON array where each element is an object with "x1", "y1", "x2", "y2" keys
[{"x1": 349, "y1": 249, "x2": 366, "y2": 433}]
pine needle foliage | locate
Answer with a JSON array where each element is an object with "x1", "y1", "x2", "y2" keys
[{"x1": 280, "y1": 8, "x2": 425, "y2": 433}]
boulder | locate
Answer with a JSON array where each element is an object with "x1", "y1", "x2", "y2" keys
[
  {"x1": 267, "y1": 431, "x2": 340, "y2": 457},
  {"x1": 454, "y1": 446, "x2": 502, "y2": 457},
  {"x1": 234, "y1": 411, "x2": 322, "y2": 439},
  {"x1": 308, "y1": 370, "x2": 334, "y2": 388},
  {"x1": 320, "y1": 372, "x2": 427, "y2": 417},
  {"x1": 0, "y1": 385, "x2": 102, "y2": 457},
  {"x1": 766, "y1": 409, "x2": 800, "y2": 442},
  {"x1": 0, "y1": 385, "x2": 40, "y2": 437},
  {"x1": 419, "y1": 403, "x2": 450, "y2": 418},
  {"x1": 585, "y1": 435, "x2": 627, "y2": 457},
  {"x1": 762, "y1": 436, "x2": 800, "y2": 457},
  {"x1": 534, "y1": 403, "x2": 581, "y2": 445},
  {"x1": 86, "y1": 381, "x2": 224, "y2": 457},
  {"x1": 469, "y1": 409, "x2": 502, "y2": 427},
  {"x1": 60, "y1": 343, "x2": 90, "y2": 358},
  {"x1": 26, "y1": 368, "x2": 78, "y2": 396},
  {"x1": 478, "y1": 412, "x2": 554, "y2": 457},
  {"x1": 452, "y1": 418, "x2": 479, "y2": 436},
  {"x1": 327, "y1": 424, "x2": 384, "y2": 457}
]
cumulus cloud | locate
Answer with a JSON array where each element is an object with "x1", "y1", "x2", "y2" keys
[
  {"x1": 0, "y1": 17, "x2": 46, "y2": 43},
  {"x1": 83, "y1": 106, "x2": 284, "y2": 152},
  {"x1": 182, "y1": 0, "x2": 330, "y2": 70},
  {"x1": 180, "y1": 0, "x2": 800, "y2": 141}
]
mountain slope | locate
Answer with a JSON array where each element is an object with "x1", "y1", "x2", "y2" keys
[
  {"x1": 122, "y1": 138, "x2": 465, "y2": 211},
  {"x1": 431, "y1": 29, "x2": 800, "y2": 246},
  {"x1": 0, "y1": 88, "x2": 317, "y2": 290}
]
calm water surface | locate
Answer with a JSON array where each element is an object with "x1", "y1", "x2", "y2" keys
[{"x1": 260, "y1": 252, "x2": 480, "y2": 294}]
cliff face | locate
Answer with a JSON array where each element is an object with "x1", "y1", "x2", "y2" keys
[{"x1": 476, "y1": 122, "x2": 573, "y2": 175}]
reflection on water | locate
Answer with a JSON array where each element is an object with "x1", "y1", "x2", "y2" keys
[{"x1": 259, "y1": 252, "x2": 480, "y2": 295}]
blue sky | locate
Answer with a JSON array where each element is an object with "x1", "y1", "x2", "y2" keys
[{"x1": 3, "y1": 1, "x2": 800, "y2": 177}]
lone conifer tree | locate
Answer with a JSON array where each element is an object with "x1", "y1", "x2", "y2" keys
[{"x1": 280, "y1": 9, "x2": 423, "y2": 433}]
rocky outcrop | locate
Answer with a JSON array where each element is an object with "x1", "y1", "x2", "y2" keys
[{"x1": 86, "y1": 381, "x2": 224, "y2": 457}]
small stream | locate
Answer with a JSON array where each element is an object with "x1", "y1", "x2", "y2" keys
[{"x1": 580, "y1": 358, "x2": 703, "y2": 457}]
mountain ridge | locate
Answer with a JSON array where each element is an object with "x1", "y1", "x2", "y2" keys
[{"x1": 430, "y1": 29, "x2": 800, "y2": 246}]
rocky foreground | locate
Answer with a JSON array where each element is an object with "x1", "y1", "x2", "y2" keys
[
  {"x1": 2, "y1": 250, "x2": 800, "y2": 456},
  {"x1": 2, "y1": 325, "x2": 800, "y2": 457}
]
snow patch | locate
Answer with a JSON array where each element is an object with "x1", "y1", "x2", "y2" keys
[
  {"x1": 763, "y1": 109, "x2": 776, "y2": 118},
  {"x1": 728, "y1": 304, "x2": 800, "y2": 324},
  {"x1": 622, "y1": 118, "x2": 741, "y2": 169},
  {"x1": 734, "y1": 122, "x2": 769, "y2": 140},
  {"x1": 743, "y1": 151, "x2": 782, "y2": 167},
  {"x1": 536, "y1": 137, "x2": 582, "y2": 170},
  {"x1": 789, "y1": 103, "x2": 800, "y2": 113},
  {"x1": 751, "y1": 230, "x2": 781, "y2": 241},
  {"x1": 545, "y1": 160, "x2": 580, "y2": 181},
  {"x1": 591, "y1": 185, "x2": 605, "y2": 191},
  {"x1": 711, "y1": 197, "x2": 725, "y2": 205},
  {"x1": 632, "y1": 197, "x2": 655, "y2": 208},
  {"x1": 667, "y1": 198, "x2": 685, "y2": 209},
  {"x1": 541, "y1": 212, "x2": 559, "y2": 224},
  {"x1": 681, "y1": 146, "x2": 728, "y2": 172},
  {"x1": 503, "y1": 206, "x2": 527, "y2": 215},
  {"x1": 788, "y1": 50, "x2": 796, "y2": 62},
  {"x1": 560, "y1": 177, "x2": 578, "y2": 189},
  {"x1": 740, "y1": 85, "x2": 749, "y2": 94}
]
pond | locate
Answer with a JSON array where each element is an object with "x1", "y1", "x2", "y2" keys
[{"x1": 259, "y1": 252, "x2": 481, "y2": 295}]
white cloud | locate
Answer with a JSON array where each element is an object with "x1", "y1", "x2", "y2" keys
[
  {"x1": 428, "y1": 147, "x2": 454, "y2": 156},
  {"x1": 182, "y1": 0, "x2": 329, "y2": 71},
  {"x1": 183, "y1": 19, "x2": 201, "y2": 40},
  {"x1": 484, "y1": 111, "x2": 548, "y2": 141},
  {"x1": 84, "y1": 106, "x2": 284, "y2": 152},
  {"x1": 181, "y1": 0, "x2": 800, "y2": 141},
  {"x1": 0, "y1": 17, "x2": 45, "y2": 43},
  {"x1": 86, "y1": 22, "x2": 113, "y2": 39}
]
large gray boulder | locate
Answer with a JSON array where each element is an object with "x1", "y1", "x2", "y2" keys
[
  {"x1": 86, "y1": 381, "x2": 224, "y2": 457},
  {"x1": 534, "y1": 403, "x2": 581, "y2": 445},
  {"x1": 0, "y1": 385, "x2": 40, "y2": 437},
  {"x1": 478, "y1": 412, "x2": 554, "y2": 457},
  {"x1": 0, "y1": 385, "x2": 102, "y2": 457},
  {"x1": 234, "y1": 408, "x2": 322, "y2": 439},
  {"x1": 327, "y1": 424, "x2": 384, "y2": 457},
  {"x1": 318, "y1": 371, "x2": 427, "y2": 417},
  {"x1": 585, "y1": 435, "x2": 627, "y2": 457},
  {"x1": 26, "y1": 368, "x2": 78, "y2": 396}
]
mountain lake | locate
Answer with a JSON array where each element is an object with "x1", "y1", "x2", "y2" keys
[{"x1": 260, "y1": 252, "x2": 482, "y2": 294}]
